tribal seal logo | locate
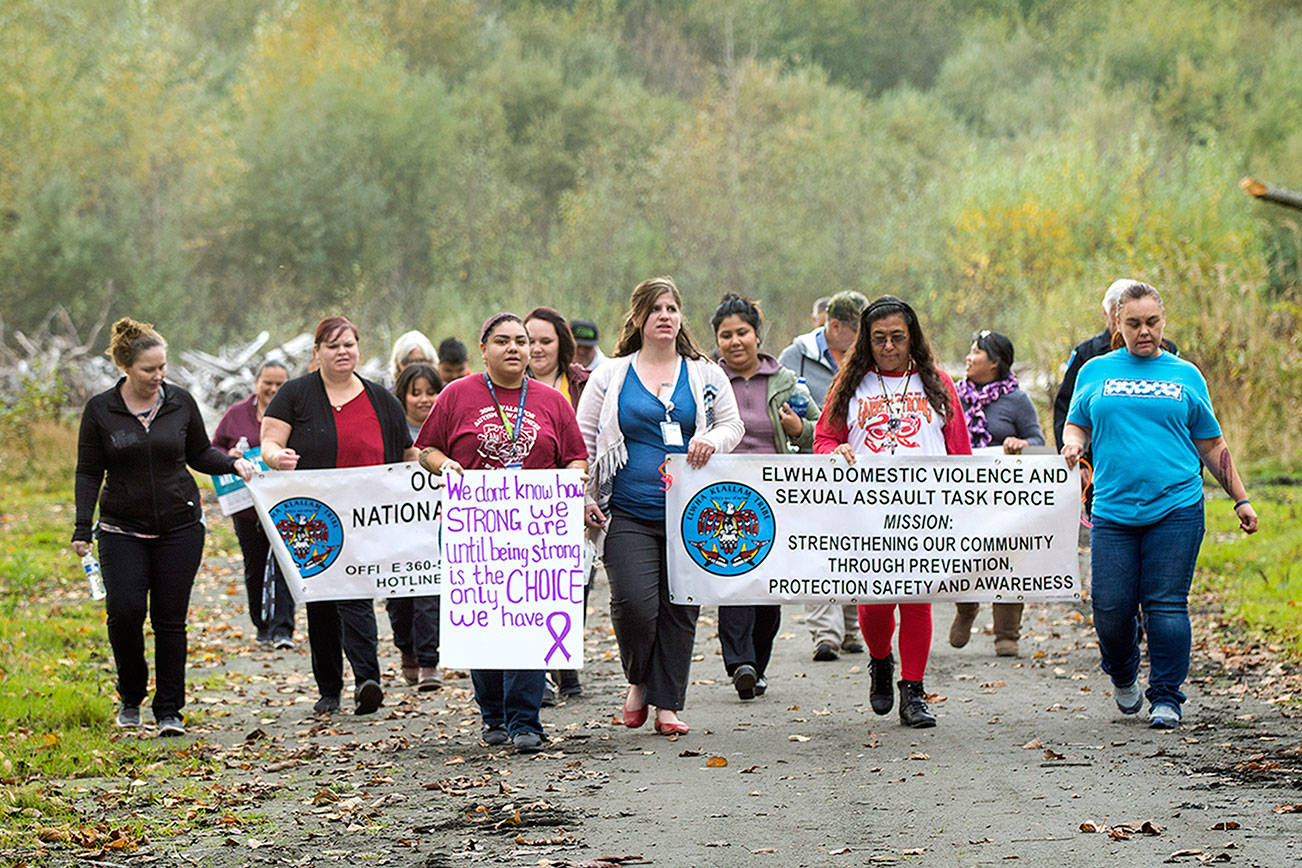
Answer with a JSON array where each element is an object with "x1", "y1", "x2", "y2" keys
[
  {"x1": 269, "y1": 497, "x2": 343, "y2": 578},
  {"x1": 681, "y1": 482, "x2": 775, "y2": 576}
]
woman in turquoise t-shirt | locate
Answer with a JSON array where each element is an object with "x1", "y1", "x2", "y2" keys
[{"x1": 1062, "y1": 280, "x2": 1257, "y2": 731}]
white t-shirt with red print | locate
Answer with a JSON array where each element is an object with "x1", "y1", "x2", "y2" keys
[{"x1": 814, "y1": 368, "x2": 972, "y2": 457}]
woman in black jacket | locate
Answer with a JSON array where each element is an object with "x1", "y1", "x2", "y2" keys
[
  {"x1": 260, "y1": 316, "x2": 418, "y2": 716},
  {"x1": 73, "y1": 318, "x2": 253, "y2": 736}
]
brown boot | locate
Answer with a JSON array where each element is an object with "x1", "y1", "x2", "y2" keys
[
  {"x1": 400, "y1": 651, "x2": 418, "y2": 685},
  {"x1": 992, "y1": 602, "x2": 1024, "y2": 657},
  {"x1": 949, "y1": 603, "x2": 979, "y2": 648}
]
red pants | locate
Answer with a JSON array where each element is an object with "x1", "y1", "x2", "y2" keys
[{"x1": 857, "y1": 603, "x2": 932, "y2": 682}]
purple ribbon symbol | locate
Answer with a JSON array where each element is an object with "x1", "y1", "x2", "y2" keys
[{"x1": 544, "y1": 611, "x2": 572, "y2": 665}]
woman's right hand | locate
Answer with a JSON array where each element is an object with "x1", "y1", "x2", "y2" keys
[
  {"x1": 272, "y1": 448, "x2": 300, "y2": 471},
  {"x1": 72, "y1": 541, "x2": 90, "y2": 558},
  {"x1": 832, "y1": 443, "x2": 856, "y2": 466},
  {"x1": 1060, "y1": 443, "x2": 1083, "y2": 468},
  {"x1": 584, "y1": 503, "x2": 607, "y2": 529}
]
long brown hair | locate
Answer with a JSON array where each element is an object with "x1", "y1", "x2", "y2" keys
[
  {"x1": 613, "y1": 276, "x2": 705, "y2": 360},
  {"x1": 524, "y1": 306, "x2": 577, "y2": 371},
  {"x1": 823, "y1": 295, "x2": 950, "y2": 425}
]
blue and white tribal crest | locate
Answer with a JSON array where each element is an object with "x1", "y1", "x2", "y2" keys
[
  {"x1": 681, "y1": 482, "x2": 774, "y2": 576},
  {"x1": 269, "y1": 497, "x2": 343, "y2": 578}
]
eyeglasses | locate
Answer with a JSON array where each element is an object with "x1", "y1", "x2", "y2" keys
[{"x1": 870, "y1": 331, "x2": 909, "y2": 348}]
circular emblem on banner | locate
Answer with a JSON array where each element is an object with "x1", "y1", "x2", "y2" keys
[
  {"x1": 681, "y1": 482, "x2": 775, "y2": 576},
  {"x1": 269, "y1": 497, "x2": 344, "y2": 578}
]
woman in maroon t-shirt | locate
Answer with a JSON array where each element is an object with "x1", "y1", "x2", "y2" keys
[{"x1": 416, "y1": 313, "x2": 588, "y2": 754}]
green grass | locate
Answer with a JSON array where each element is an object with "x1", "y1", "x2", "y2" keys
[{"x1": 1196, "y1": 484, "x2": 1302, "y2": 658}]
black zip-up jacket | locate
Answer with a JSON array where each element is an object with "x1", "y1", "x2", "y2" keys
[{"x1": 73, "y1": 379, "x2": 236, "y2": 543}]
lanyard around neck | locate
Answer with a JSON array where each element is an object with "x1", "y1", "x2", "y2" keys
[{"x1": 483, "y1": 373, "x2": 528, "y2": 444}]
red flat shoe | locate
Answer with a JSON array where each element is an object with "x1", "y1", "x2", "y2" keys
[
  {"x1": 622, "y1": 705, "x2": 648, "y2": 728},
  {"x1": 653, "y1": 718, "x2": 689, "y2": 735}
]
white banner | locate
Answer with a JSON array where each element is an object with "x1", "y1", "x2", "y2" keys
[
  {"x1": 246, "y1": 464, "x2": 442, "y2": 602},
  {"x1": 439, "y1": 469, "x2": 585, "y2": 670},
  {"x1": 665, "y1": 454, "x2": 1081, "y2": 605}
]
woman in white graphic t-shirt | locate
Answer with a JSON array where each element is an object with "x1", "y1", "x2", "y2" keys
[{"x1": 814, "y1": 296, "x2": 972, "y2": 728}]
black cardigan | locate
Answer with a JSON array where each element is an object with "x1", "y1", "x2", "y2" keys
[
  {"x1": 74, "y1": 380, "x2": 236, "y2": 542},
  {"x1": 264, "y1": 372, "x2": 411, "y2": 470}
]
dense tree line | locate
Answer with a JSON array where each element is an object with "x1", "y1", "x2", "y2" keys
[{"x1": 2, "y1": 0, "x2": 1300, "y2": 457}]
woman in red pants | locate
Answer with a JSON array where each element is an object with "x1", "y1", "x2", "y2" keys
[{"x1": 814, "y1": 296, "x2": 971, "y2": 727}]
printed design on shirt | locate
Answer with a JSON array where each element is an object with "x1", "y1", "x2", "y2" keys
[
  {"x1": 681, "y1": 482, "x2": 775, "y2": 576},
  {"x1": 269, "y1": 497, "x2": 343, "y2": 578},
  {"x1": 855, "y1": 392, "x2": 932, "y2": 453},
  {"x1": 1102, "y1": 378, "x2": 1183, "y2": 401},
  {"x1": 473, "y1": 404, "x2": 540, "y2": 466}
]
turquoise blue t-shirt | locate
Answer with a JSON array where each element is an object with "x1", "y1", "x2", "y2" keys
[
  {"x1": 610, "y1": 360, "x2": 695, "y2": 522},
  {"x1": 1067, "y1": 349, "x2": 1220, "y2": 525}
]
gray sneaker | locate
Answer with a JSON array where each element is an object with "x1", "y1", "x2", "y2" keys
[
  {"x1": 156, "y1": 715, "x2": 186, "y2": 737},
  {"x1": 482, "y1": 725, "x2": 509, "y2": 746},
  {"x1": 1114, "y1": 681, "x2": 1143, "y2": 715},
  {"x1": 115, "y1": 705, "x2": 142, "y2": 728},
  {"x1": 1148, "y1": 703, "x2": 1181, "y2": 729}
]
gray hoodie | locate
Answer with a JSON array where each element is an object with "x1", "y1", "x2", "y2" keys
[{"x1": 776, "y1": 328, "x2": 837, "y2": 405}]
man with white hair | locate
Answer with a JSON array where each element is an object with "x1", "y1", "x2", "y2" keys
[{"x1": 1052, "y1": 279, "x2": 1179, "y2": 450}]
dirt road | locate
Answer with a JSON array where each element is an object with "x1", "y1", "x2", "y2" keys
[{"x1": 72, "y1": 537, "x2": 1301, "y2": 867}]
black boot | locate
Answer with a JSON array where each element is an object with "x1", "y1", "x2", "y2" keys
[
  {"x1": 868, "y1": 654, "x2": 894, "y2": 714},
  {"x1": 897, "y1": 680, "x2": 936, "y2": 728}
]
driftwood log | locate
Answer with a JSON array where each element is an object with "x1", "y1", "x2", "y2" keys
[{"x1": 1240, "y1": 176, "x2": 1302, "y2": 212}]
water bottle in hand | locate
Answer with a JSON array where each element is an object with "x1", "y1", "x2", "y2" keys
[
  {"x1": 787, "y1": 376, "x2": 812, "y2": 418},
  {"x1": 82, "y1": 553, "x2": 106, "y2": 601}
]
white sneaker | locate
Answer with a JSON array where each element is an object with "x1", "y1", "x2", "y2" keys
[{"x1": 1148, "y1": 703, "x2": 1180, "y2": 729}]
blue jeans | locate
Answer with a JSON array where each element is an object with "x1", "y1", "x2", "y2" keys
[
  {"x1": 1090, "y1": 501, "x2": 1204, "y2": 710},
  {"x1": 470, "y1": 670, "x2": 545, "y2": 736}
]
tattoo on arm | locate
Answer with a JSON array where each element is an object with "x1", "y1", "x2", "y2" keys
[{"x1": 1215, "y1": 446, "x2": 1234, "y2": 490}]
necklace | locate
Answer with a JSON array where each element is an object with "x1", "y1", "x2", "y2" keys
[{"x1": 874, "y1": 368, "x2": 912, "y2": 452}]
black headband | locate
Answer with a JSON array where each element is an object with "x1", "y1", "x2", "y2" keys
[{"x1": 863, "y1": 295, "x2": 916, "y2": 324}]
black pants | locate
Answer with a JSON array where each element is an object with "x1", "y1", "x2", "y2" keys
[
  {"x1": 232, "y1": 513, "x2": 295, "y2": 640},
  {"x1": 98, "y1": 523, "x2": 205, "y2": 720},
  {"x1": 718, "y1": 605, "x2": 781, "y2": 678},
  {"x1": 306, "y1": 600, "x2": 381, "y2": 699},
  {"x1": 604, "y1": 511, "x2": 699, "y2": 711},
  {"x1": 385, "y1": 595, "x2": 440, "y2": 667}
]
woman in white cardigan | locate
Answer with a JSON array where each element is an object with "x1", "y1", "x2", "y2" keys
[{"x1": 578, "y1": 277, "x2": 743, "y2": 735}]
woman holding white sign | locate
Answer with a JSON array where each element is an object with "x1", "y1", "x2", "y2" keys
[
  {"x1": 1062, "y1": 280, "x2": 1257, "y2": 730},
  {"x1": 260, "y1": 316, "x2": 418, "y2": 717},
  {"x1": 578, "y1": 277, "x2": 744, "y2": 736},
  {"x1": 951, "y1": 330, "x2": 1044, "y2": 657},
  {"x1": 815, "y1": 296, "x2": 972, "y2": 728},
  {"x1": 711, "y1": 293, "x2": 820, "y2": 701},
  {"x1": 415, "y1": 312, "x2": 589, "y2": 754}
]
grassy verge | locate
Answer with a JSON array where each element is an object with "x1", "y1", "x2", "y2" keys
[
  {"x1": 0, "y1": 420, "x2": 233, "y2": 859},
  {"x1": 1196, "y1": 483, "x2": 1302, "y2": 659}
]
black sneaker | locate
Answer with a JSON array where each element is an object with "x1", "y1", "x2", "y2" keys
[
  {"x1": 354, "y1": 680, "x2": 383, "y2": 715},
  {"x1": 272, "y1": 634, "x2": 295, "y2": 650},
  {"x1": 156, "y1": 715, "x2": 186, "y2": 737},
  {"x1": 732, "y1": 664, "x2": 757, "y2": 701},
  {"x1": 841, "y1": 640, "x2": 866, "y2": 654},
  {"x1": 115, "y1": 705, "x2": 142, "y2": 728},
  {"x1": 812, "y1": 642, "x2": 839, "y2": 662},
  {"x1": 313, "y1": 695, "x2": 341, "y2": 715},
  {"x1": 541, "y1": 681, "x2": 557, "y2": 707},
  {"x1": 482, "y1": 724, "x2": 509, "y2": 746},
  {"x1": 754, "y1": 676, "x2": 767, "y2": 697},
  {"x1": 513, "y1": 731, "x2": 546, "y2": 753}
]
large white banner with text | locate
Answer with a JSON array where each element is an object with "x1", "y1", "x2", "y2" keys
[
  {"x1": 665, "y1": 454, "x2": 1081, "y2": 605},
  {"x1": 246, "y1": 464, "x2": 442, "y2": 603},
  {"x1": 439, "y1": 469, "x2": 585, "y2": 670}
]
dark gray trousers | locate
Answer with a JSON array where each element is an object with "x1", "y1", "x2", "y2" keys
[{"x1": 604, "y1": 511, "x2": 699, "y2": 710}]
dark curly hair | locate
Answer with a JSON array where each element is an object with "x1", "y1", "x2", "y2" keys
[{"x1": 823, "y1": 295, "x2": 950, "y2": 425}]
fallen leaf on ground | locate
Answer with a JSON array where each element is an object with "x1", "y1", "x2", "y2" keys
[
  {"x1": 1209, "y1": 821, "x2": 1239, "y2": 830},
  {"x1": 705, "y1": 756, "x2": 728, "y2": 767},
  {"x1": 1023, "y1": 738, "x2": 1044, "y2": 750},
  {"x1": 1274, "y1": 804, "x2": 1302, "y2": 813},
  {"x1": 788, "y1": 734, "x2": 811, "y2": 742},
  {"x1": 907, "y1": 752, "x2": 929, "y2": 761},
  {"x1": 1043, "y1": 748, "x2": 1066, "y2": 760}
]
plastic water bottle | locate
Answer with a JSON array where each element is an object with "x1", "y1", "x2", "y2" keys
[
  {"x1": 235, "y1": 435, "x2": 250, "y2": 456},
  {"x1": 82, "y1": 553, "x2": 106, "y2": 600},
  {"x1": 787, "y1": 376, "x2": 812, "y2": 418}
]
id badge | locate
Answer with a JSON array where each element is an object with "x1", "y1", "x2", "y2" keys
[{"x1": 660, "y1": 421, "x2": 684, "y2": 447}]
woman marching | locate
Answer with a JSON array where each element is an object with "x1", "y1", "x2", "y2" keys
[
  {"x1": 711, "y1": 293, "x2": 819, "y2": 700},
  {"x1": 387, "y1": 363, "x2": 443, "y2": 690},
  {"x1": 814, "y1": 295, "x2": 972, "y2": 728},
  {"x1": 578, "y1": 277, "x2": 744, "y2": 735},
  {"x1": 1062, "y1": 280, "x2": 1257, "y2": 729},
  {"x1": 213, "y1": 360, "x2": 295, "y2": 649},
  {"x1": 416, "y1": 313, "x2": 589, "y2": 753},
  {"x1": 950, "y1": 329, "x2": 1045, "y2": 657},
  {"x1": 260, "y1": 317, "x2": 417, "y2": 716},
  {"x1": 74, "y1": 318, "x2": 254, "y2": 735}
]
